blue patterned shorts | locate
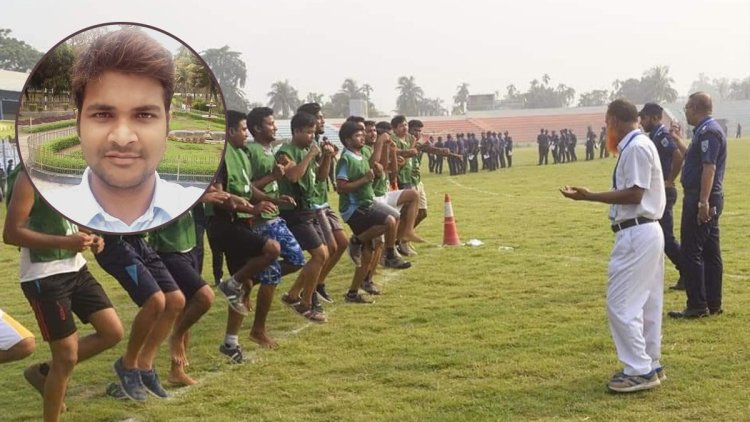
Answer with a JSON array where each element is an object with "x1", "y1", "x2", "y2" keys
[{"x1": 251, "y1": 218, "x2": 305, "y2": 285}]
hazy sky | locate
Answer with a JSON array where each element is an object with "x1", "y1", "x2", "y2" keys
[{"x1": 2, "y1": 0, "x2": 749, "y2": 112}]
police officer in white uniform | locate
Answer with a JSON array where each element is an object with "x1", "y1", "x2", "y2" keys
[{"x1": 560, "y1": 99, "x2": 666, "y2": 393}]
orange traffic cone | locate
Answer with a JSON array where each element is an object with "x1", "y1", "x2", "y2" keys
[{"x1": 443, "y1": 193, "x2": 461, "y2": 246}]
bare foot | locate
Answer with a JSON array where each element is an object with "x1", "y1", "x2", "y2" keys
[
  {"x1": 249, "y1": 330, "x2": 279, "y2": 349},
  {"x1": 168, "y1": 361, "x2": 197, "y2": 386},
  {"x1": 402, "y1": 232, "x2": 425, "y2": 243},
  {"x1": 169, "y1": 335, "x2": 188, "y2": 368}
]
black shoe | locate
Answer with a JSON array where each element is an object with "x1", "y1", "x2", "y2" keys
[
  {"x1": 668, "y1": 278, "x2": 685, "y2": 291},
  {"x1": 709, "y1": 307, "x2": 724, "y2": 316},
  {"x1": 311, "y1": 292, "x2": 325, "y2": 313},
  {"x1": 316, "y1": 284, "x2": 334, "y2": 304},
  {"x1": 668, "y1": 308, "x2": 709, "y2": 319},
  {"x1": 362, "y1": 281, "x2": 382, "y2": 295}
]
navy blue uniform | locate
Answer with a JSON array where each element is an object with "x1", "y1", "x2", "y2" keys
[
  {"x1": 679, "y1": 117, "x2": 727, "y2": 313},
  {"x1": 648, "y1": 124, "x2": 682, "y2": 276}
]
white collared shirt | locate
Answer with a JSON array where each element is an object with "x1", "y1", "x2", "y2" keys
[
  {"x1": 609, "y1": 129, "x2": 666, "y2": 223},
  {"x1": 44, "y1": 167, "x2": 204, "y2": 233}
]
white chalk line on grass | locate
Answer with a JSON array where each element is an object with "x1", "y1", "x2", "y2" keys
[{"x1": 165, "y1": 252, "x2": 416, "y2": 403}]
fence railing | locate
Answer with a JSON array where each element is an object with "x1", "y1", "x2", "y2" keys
[{"x1": 26, "y1": 131, "x2": 220, "y2": 185}]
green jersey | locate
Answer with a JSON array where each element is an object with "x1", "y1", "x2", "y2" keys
[
  {"x1": 5, "y1": 167, "x2": 76, "y2": 263},
  {"x1": 148, "y1": 211, "x2": 196, "y2": 253},
  {"x1": 223, "y1": 144, "x2": 253, "y2": 219},
  {"x1": 246, "y1": 142, "x2": 280, "y2": 220},
  {"x1": 411, "y1": 137, "x2": 424, "y2": 184},
  {"x1": 336, "y1": 148, "x2": 374, "y2": 219},
  {"x1": 392, "y1": 133, "x2": 415, "y2": 186},
  {"x1": 309, "y1": 138, "x2": 329, "y2": 208},
  {"x1": 362, "y1": 144, "x2": 387, "y2": 197},
  {"x1": 276, "y1": 142, "x2": 317, "y2": 211}
]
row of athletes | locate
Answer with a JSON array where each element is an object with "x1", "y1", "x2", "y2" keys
[{"x1": 0, "y1": 102, "x2": 457, "y2": 420}]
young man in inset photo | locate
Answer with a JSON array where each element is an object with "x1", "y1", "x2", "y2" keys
[{"x1": 42, "y1": 28, "x2": 204, "y2": 233}]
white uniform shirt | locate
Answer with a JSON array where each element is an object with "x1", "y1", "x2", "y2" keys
[
  {"x1": 44, "y1": 167, "x2": 203, "y2": 233},
  {"x1": 609, "y1": 130, "x2": 666, "y2": 223}
]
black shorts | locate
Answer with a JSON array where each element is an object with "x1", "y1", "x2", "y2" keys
[
  {"x1": 346, "y1": 205, "x2": 391, "y2": 236},
  {"x1": 315, "y1": 207, "x2": 343, "y2": 246},
  {"x1": 95, "y1": 236, "x2": 180, "y2": 307},
  {"x1": 280, "y1": 210, "x2": 325, "y2": 251},
  {"x1": 21, "y1": 266, "x2": 113, "y2": 342},
  {"x1": 158, "y1": 248, "x2": 207, "y2": 301},
  {"x1": 208, "y1": 216, "x2": 268, "y2": 275}
]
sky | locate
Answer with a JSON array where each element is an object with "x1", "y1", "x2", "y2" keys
[{"x1": 2, "y1": 0, "x2": 749, "y2": 113}]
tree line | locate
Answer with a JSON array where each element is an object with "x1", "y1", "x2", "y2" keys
[{"x1": 3, "y1": 29, "x2": 749, "y2": 118}]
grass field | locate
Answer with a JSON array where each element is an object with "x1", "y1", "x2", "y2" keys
[{"x1": 0, "y1": 140, "x2": 748, "y2": 421}]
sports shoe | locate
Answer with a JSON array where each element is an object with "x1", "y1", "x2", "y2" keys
[
  {"x1": 24, "y1": 363, "x2": 68, "y2": 412},
  {"x1": 218, "y1": 279, "x2": 248, "y2": 315},
  {"x1": 105, "y1": 382, "x2": 129, "y2": 400},
  {"x1": 311, "y1": 292, "x2": 325, "y2": 313},
  {"x1": 348, "y1": 236, "x2": 363, "y2": 267},
  {"x1": 344, "y1": 292, "x2": 374, "y2": 304},
  {"x1": 292, "y1": 302, "x2": 327, "y2": 323},
  {"x1": 113, "y1": 357, "x2": 148, "y2": 401},
  {"x1": 219, "y1": 343, "x2": 244, "y2": 364},
  {"x1": 655, "y1": 367, "x2": 666, "y2": 382},
  {"x1": 140, "y1": 368, "x2": 169, "y2": 398},
  {"x1": 384, "y1": 255, "x2": 411, "y2": 269},
  {"x1": 397, "y1": 242, "x2": 417, "y2": 257},
  {"x1": 607, "y1": 370, "x2": 661, "y2": 393},
  {"x1": 362, "y1": 281, "x2": 382, "y2": 295},
  {"x1": 667, "y1": 308, "x2": 709, "y2": 319},
  {"x1": 316, "y1": 284, "x2": 334, "y2": 304}
]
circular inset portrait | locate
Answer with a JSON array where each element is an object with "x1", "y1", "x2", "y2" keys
[{"x1": 16, "y1": 23, "x2": 226, "y2": 234}]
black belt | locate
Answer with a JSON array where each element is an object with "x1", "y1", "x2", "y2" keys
[{"x1": 611, "y1": 217, "x2": 656, "y2": 233}]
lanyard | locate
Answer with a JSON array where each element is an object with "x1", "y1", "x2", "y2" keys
[
  {"x1": 693, "y1": 117, "x2": 715, "y2": 137},
  {"x1": 612, "y1": 131, "x2": 641, "y2": 188}
]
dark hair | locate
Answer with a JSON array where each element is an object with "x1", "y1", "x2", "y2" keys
[
  {"x1": 247, "y1": 106, "x2": 274, "y2": 136},
  {"x1": 408, "y1": 119, "x2": 424, "y2": 130},
  {"x1": 346, "y1": 115, "x2": 365, "y2": 124},
  {"x1": 375, "y1": 121, "x2": 391, "y2": 135},
  {"x1": 339, "y1": 121, "x2": 362, "y2": 145},
  {"x1": 606, "y1": 99, "x2": 638, "y2": 123},
  {"x1": 226, "y1": 110, "x2": 246, "y2": 131},
  {"x1": 391, "y1": 115, "x2": 407, "y2": 129},
  {"x1": 297, "y1": 102, "x2": 321, "y2": 115},
  {"x1": 71, "y1": 28, "x2": 175, "y2": 113},
  {"x1": 291, "y1": 111, "x2": 317, "y2": 133},
  {"x1": 364, "y1": 120, "x2": 376, "y2": 127}
]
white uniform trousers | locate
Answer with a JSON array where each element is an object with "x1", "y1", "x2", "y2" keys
[{"x1": 607, "y1": 222, "x2": 665, "y2": 376}]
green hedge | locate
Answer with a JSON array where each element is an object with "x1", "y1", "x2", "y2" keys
[
  {"x1": 20, "y1": 119, "x2": 77, "y2": 133},
  {"x1": 33, "y1": 136, "x2": 219, "y2": 176}
]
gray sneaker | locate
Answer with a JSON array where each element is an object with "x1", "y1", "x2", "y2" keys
[
  {"x1": 113, "y1": 357, "x2": 147, "y2": 401},
  {"x1": 140, "y1": 368, "x2": 169, "y2": 398},
  {"x1": 218, "y1": 279, "x2": 248, "y2": 315},
  {"x1": 219, "y1": 343, "x2": 244, "y2": 364},
  {"x1": 384, "y1": 255, "x2": 411, "y2": 269},
  {"x1": 655, "y1": 367, "x2": 666, "y2": 381},
  {"x1": 607, "y1": 370, "x2": 661, "y2": 393}
]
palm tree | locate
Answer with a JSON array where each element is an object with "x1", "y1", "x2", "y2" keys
[
  {"x1": 395, "y1": 75, "x2": 424, "y2": 116},
  {"x1": 360, "y1": 84, "x2": 374, "y2": 102},
  {"x1": 340, "y1": 78, "x2": 361, "y2": 99},
  {"x1": 267, "y1": 80, "x2": 300, "y2": 118},
  {"x1": 306, "y1": 92, "x2": 324, "y2": 104},
  {"x1": 542, "y1": 73, "x2": 551, "y2": 86},
  {"x1": 643, "y1": 65, "x2": 678, "y2": 103},
  {"x1": 453, "y1": 82, "x2": 470, "y2": 115}
]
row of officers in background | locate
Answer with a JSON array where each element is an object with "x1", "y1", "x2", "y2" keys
[
  {"x1": 424, "y1": 132, "x2": 514, "y2": 175},
  {"x1": 536, "y1": 126, "x2": 607, "y2": 165}
]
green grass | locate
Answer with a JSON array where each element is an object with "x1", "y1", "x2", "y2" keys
[
  {"x1": 0, "y1": 140, "x2": 749, "y2": 421},
  {"x1": 0, "y1": 120, "x2": 14, "y2": 139},
  {"x1": 169, "y1": 111, "x2": 225, "y2": 132}
]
